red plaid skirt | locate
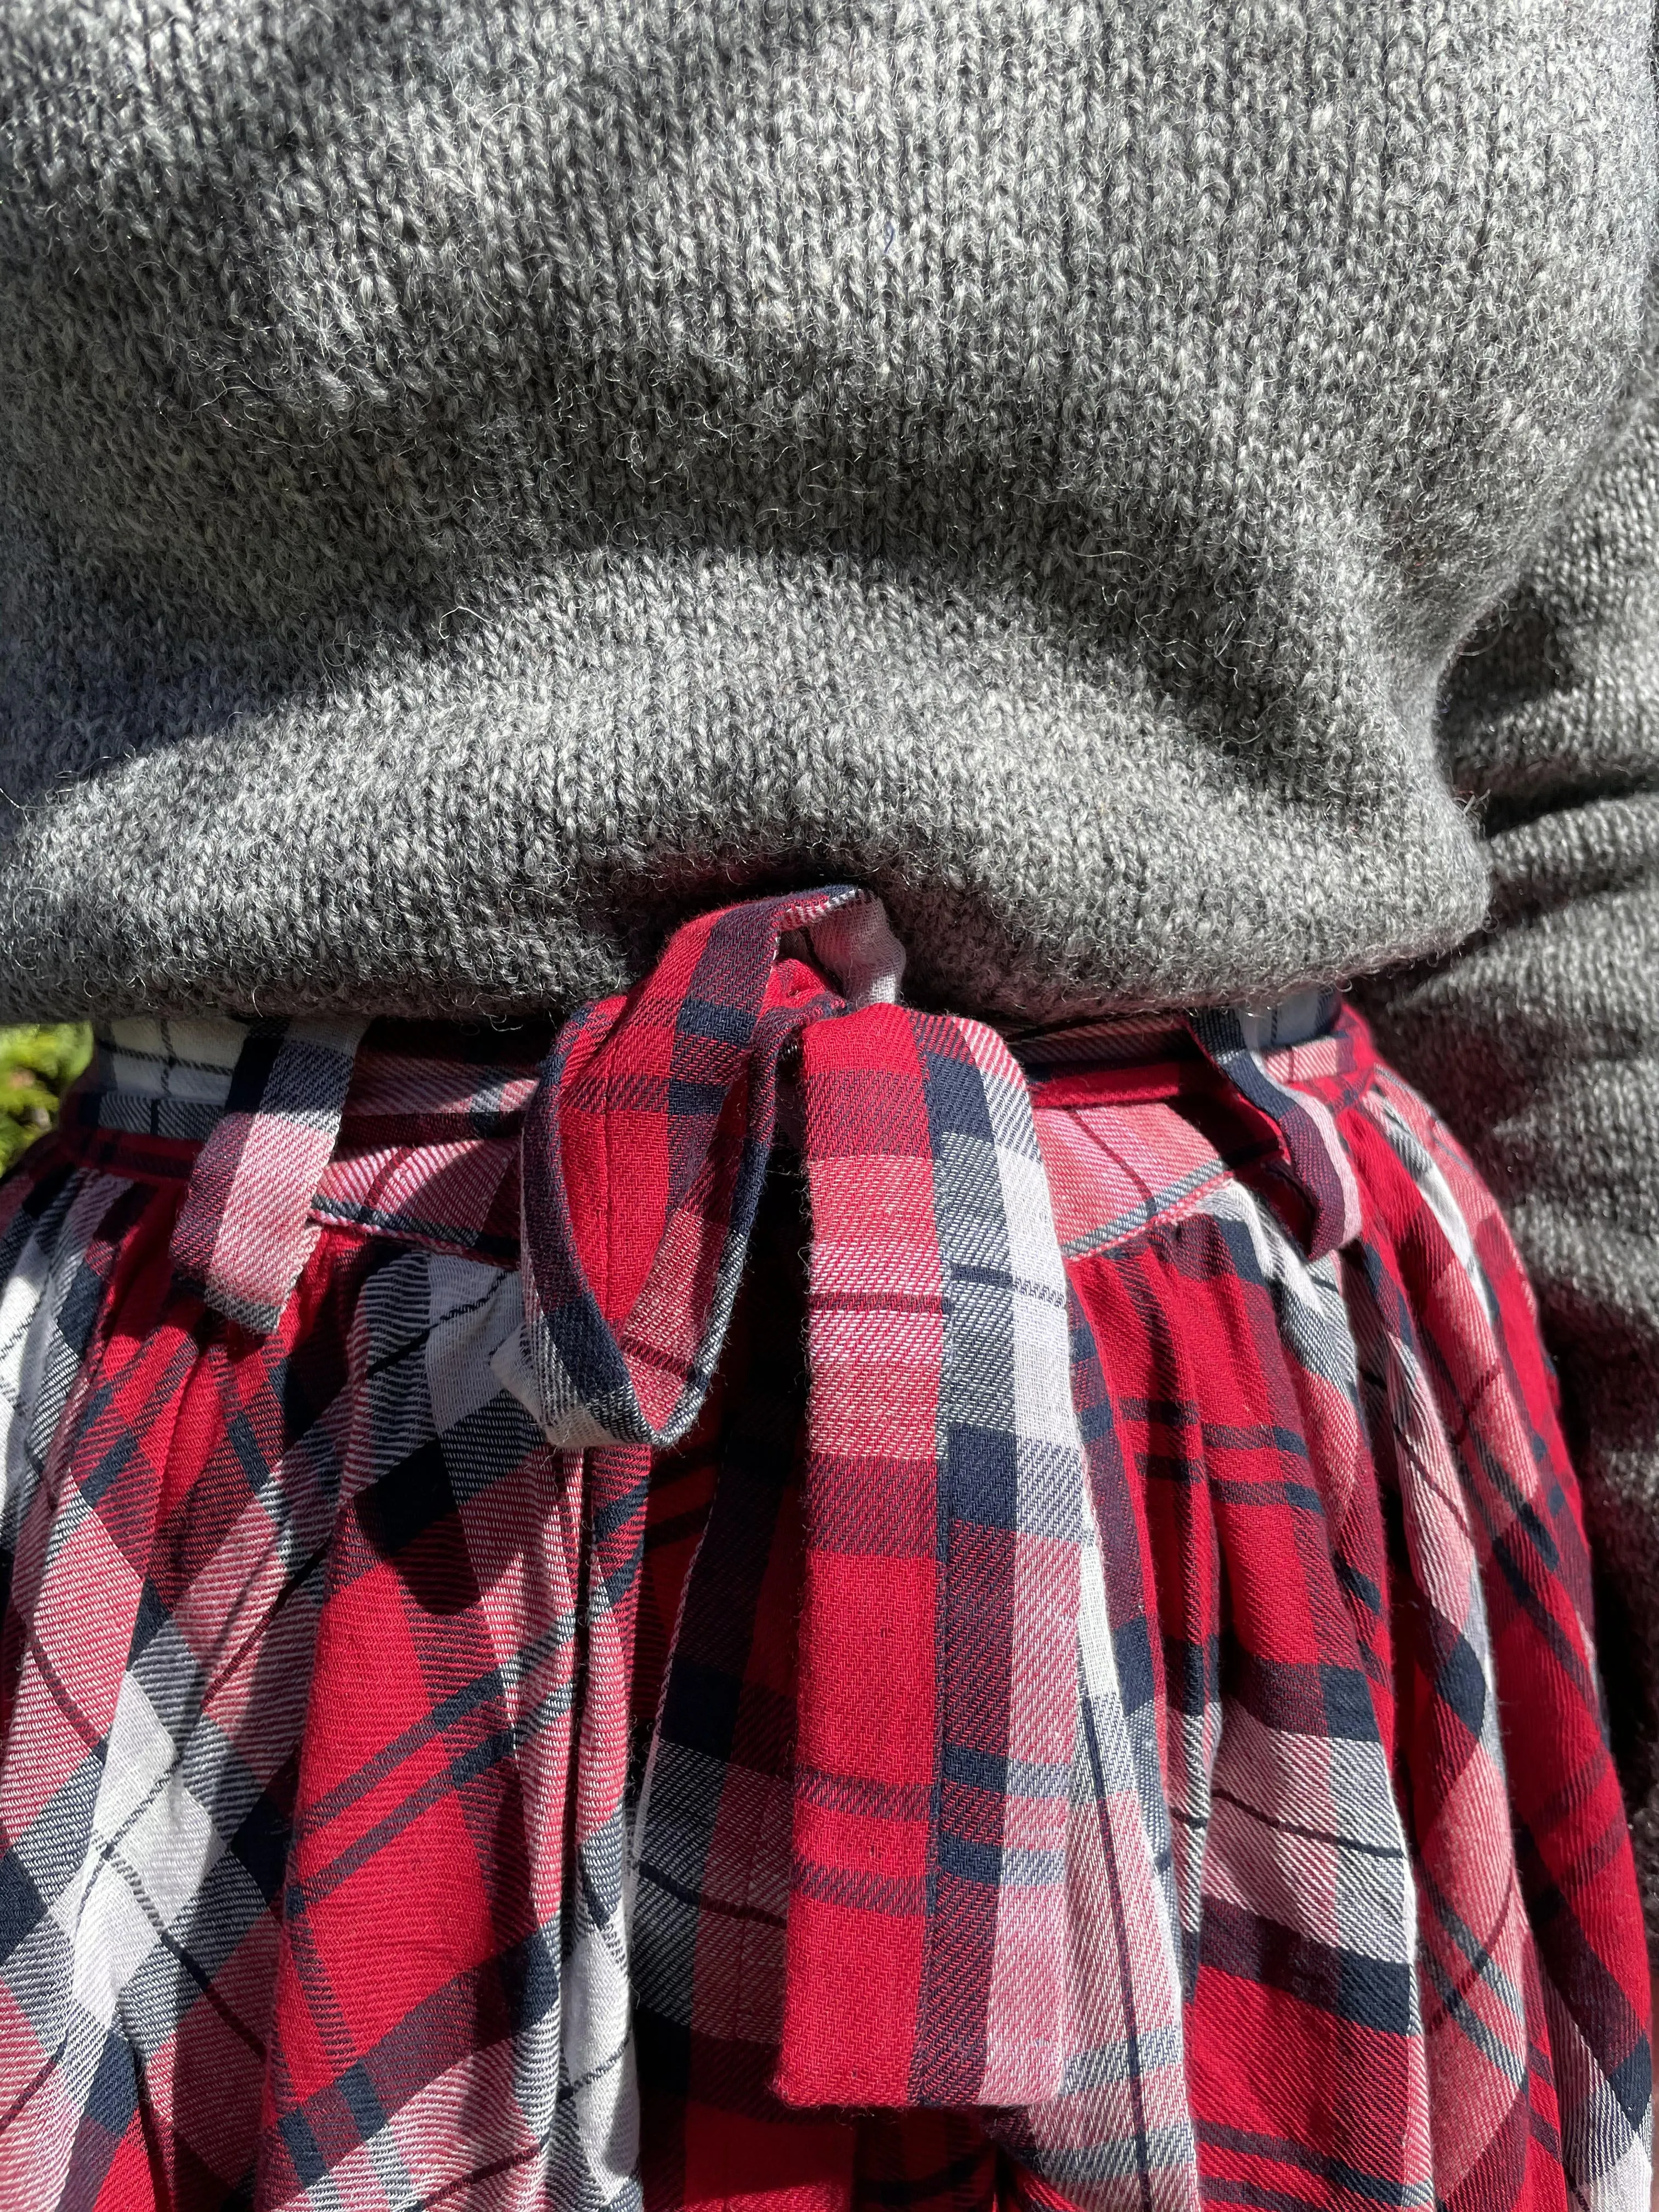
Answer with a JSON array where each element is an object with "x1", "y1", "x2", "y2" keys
[{"x1": 0, "y1": 901, "x2": 1647, "y2": 2212}]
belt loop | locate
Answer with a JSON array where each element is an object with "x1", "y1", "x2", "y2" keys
[
  {"x1": 1186, "y1": 1004, "x2": 1362, "y2": 1260},
  {"x1": 171, "y1": 1017, "x2": 367, "y2": 1334}
]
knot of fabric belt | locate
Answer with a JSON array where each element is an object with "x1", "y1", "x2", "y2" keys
[
  {"x1": 507, "y1": 885, "x2": 1192, "y2": 2120},
  {"x1": 151, "y1": 888, "x2": 1357, "y2": 2157}
]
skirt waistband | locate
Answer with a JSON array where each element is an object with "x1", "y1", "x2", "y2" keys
[
  {"x1": 78, "y1": 1015, "x2": 548, "y2": 1145},
  {"x1": 1005, "y1": 985, "x2": 1341, "y2": 1071},
  {"x1": 57, "y1": 980, "x2": 1374, "y2": 1340},
  {"x1": 80, "y1": 988, "x2": 1354, "y2": 1126}
]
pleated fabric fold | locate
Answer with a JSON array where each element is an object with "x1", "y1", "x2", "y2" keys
[{"x1": 0, "y1": 890, "x2": 1646, "y2": 2212}]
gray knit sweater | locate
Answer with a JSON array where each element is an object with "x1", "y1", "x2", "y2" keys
[{"x1": 2, "y1": 0, "x2": 1658, "y2": 1909}]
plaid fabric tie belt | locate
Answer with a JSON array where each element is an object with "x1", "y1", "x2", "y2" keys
[{"x1": 155, "y1": 887, "x2": 1368, "y2": 2140}]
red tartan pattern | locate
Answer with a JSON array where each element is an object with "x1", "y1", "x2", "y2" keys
[
  {"x1": 169, "y1": 1019, "x2": 366, "y2": 1333},
  {"x1": 513, "y1": 891, "x2": 1188, "y2": 2166},
  {"x1": 0, "y1": 890, "x2": 1647, "y2": 2212},
  {"x1": 1039, "y1": 1029, "x2": 1652, "y2": 2212}
]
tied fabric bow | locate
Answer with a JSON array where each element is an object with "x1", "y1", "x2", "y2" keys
[{"x1": 508, "y1": 888, "x2": 1195, "y2": 2186}]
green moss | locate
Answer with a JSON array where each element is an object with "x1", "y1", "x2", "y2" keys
[{"x1": 0, "y1": 1025, "x2": 93, "y2": 1172}]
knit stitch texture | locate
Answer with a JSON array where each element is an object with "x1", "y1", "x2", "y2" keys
[{"x1": 2, "y1": 0, "x2": 1659, "y2": 1906}]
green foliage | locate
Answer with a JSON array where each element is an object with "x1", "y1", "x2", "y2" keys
[{"x1": 0, "y1": 1025, "x2": 93, "y2": 1172}]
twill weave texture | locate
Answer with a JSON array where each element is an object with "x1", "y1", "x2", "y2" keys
[{"x1": 0, "y1": 893, "x2": 1645, "y2": 2211}]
